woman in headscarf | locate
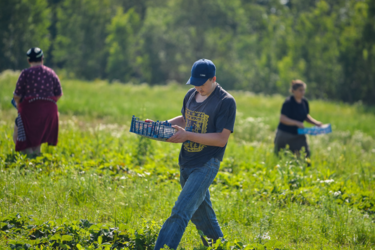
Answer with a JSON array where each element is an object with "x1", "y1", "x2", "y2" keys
[
  {"x1": 274, "y1": 80, "x2": 323, "y2": 158},
  {"x1": 13, "y1": 47, "x2": 63, "y2": 156}
]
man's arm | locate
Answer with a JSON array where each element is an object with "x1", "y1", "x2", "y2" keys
[
  {"x1": 168, "y1": 115, "x2": 186, "y2": 128},
  {"x1": 167, "y1": 126, "x2": 231, "y2": 147},
  {"x1": 145, "y1": 115, "x2": 186, "y2": 127}
]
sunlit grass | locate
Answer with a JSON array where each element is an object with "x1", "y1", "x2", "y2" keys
[{"x1": 0, "y1": 70, "x2": 375, "y2": 249}]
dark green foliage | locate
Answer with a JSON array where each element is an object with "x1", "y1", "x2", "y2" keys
[
  {"x1": 106, "y1": 8, "x2": 143, "y2": 83},
  {"x1": 0, "y1": 0, "x2": 375, "y2": 104},
  {"x1": 1, "y1": 214, "x2": 159, "y2": 249},
  {"x1": 53, "y1": 0, "x2": 112, "y2": 79},
  {"x1": 0, "y1": 0, "x2": 51, "y2": 70},
  {"x1": 1, "y1": 214, "x2": 290, "y2": 249}
]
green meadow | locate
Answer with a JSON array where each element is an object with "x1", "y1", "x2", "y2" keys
[{"x1": 0, "y1": 70, "x2": 375, "y2": 249}]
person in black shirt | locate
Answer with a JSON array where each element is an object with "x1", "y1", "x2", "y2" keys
[
  {"x1": 274, "y1": 80, "x2": 323, "y2": 158},
  {"x1": 152, "y1": 59, "x2": 236, "y2": 250}
]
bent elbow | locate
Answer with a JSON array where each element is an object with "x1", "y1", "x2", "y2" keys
[{"x1": 218, "y1": 140, "x2": 227, "y2": 148}]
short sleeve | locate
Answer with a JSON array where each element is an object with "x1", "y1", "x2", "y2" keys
[
  {"x1": 14, "y1": 71, "x2": 27, "y2": 96},
  {"x1": 215, "y1": 97, "x2": 236, "y2": 133},
  {"x1": 181, "y1": 89, "x2": 195, "y2": 118},
  {"x1": 305, "y1": 99, "x2": 310, "y2": 114},
  {"x1": 52, "y1": 72, "x2": 63, "y2": 96},
  {"x1": 181, "y1": 96, "x2": 186, "y2": 117},
  {"x1": 280, "y1": 100, "x2": 291, "y2": 117}
]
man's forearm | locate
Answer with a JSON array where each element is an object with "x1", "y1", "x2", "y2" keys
[
  {"x1": 186, "y1": 130, "x2": 230, "y2": 148},
  {"x1": 168, "y1": 116, "x2": 186, "y2": 127}
]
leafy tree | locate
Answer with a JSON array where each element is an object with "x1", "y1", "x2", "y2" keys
[
  {"x1": 0, "y1": 0, "x2": 50, "y2": 71},
  {"x1": 0, "y1": 0, "x2": 374, "y2": 104},
  {"x1": 339, "y1": 0, "x2": 375, "y2": 103},
  {"x1": 106, "y1": 7, "x2": 143, "y2": 83},
  {"x1": 53, "y1": 0, "x2": 111, "y2": 79}
]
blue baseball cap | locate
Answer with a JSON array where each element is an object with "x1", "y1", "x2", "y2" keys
[{"x1": 186, "y1": 59, "x2": 216, "y2": 86}]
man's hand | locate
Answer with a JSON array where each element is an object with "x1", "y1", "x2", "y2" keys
[{"x1": 167, "y1": 125, "x2": 188, "y2": 143}]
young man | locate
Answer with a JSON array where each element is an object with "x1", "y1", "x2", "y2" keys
[{"x1": 154, "y1": 59, "x2": 236, "y2": 250}]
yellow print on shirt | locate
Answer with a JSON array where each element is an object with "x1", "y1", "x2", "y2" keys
[{"x1": 184, "y1": 108, "x2": 209, "y2": 152}]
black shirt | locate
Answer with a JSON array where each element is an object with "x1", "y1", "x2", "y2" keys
[
  {"x1": 278, "y1": 96, "x2": 309, "y2": 135},
  {"x1": 179, "y1": 84, "x2": 236, "y2": 168}
]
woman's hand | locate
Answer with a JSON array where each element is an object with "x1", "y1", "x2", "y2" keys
[
  {"x1": 167, "y1": 125, "x2": 188, "y2": 143},
  {"x1": 295, "y1": 121, "x2": 304, "y2": 128},
  {"x1": 145, "y1": 119, "x2": 154, "y2": 123},
  {"x1": 13, "y1": 95, "x2": 22, "y2": 108},
  {"x1": 306, "y1": 115, "x2": 323, "y2": 127}
]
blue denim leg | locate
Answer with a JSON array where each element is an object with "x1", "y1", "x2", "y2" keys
[
  {"x1": 190, "y1": 188, "x2": 223, "y2": 240},
  {"x1": 154, "y1": 158, "x2": 222, "y2": 250}
]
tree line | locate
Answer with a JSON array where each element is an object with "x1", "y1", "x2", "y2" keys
[{"x1": 1, "y1": 0, "x2": 374, "y2": 104}]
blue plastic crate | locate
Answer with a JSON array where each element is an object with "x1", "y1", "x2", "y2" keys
[
  {"x1": 129, "y1": 115, "x2": 177, "y2": 141},
  {"x1": 11, "y1": 98, "x2": 17, "y2": 110},
  {"x1": 298, "y1": 124, "x2": 332, "y2": 135}
]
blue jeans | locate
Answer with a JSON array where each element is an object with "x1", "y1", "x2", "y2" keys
[{"x1": 154, "y1": 158, "x2": 223, "y2": 250}]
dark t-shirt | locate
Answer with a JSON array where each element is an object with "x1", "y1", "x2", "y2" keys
[
  {"x1": 179, "y1": 84, "x2": 236, "y2": 168},
  {"x1": 14, "y1": 65, "x2": 62, "y2": 98},
  {"x1": 278, "y1": 96, "x2": 309, "y2": 135}
]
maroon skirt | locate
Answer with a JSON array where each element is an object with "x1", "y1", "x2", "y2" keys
[{"x1": 15, "y1": 97, "x2": 59, "y2": 151}]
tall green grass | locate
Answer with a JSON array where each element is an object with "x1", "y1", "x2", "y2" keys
[{"x1": 0, "y1": 70, "x2": 375, "y2": 249}]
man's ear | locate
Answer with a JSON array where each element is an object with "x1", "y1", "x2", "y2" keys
[{"x1": 212, "y1": 76, "x2": 216, "y2": 82}]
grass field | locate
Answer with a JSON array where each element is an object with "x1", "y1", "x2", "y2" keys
[{"x1": 0, "y1": 70, "x2": 375, "y2": 249}]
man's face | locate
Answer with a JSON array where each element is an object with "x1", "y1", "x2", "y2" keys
[{"x1": 194, "y1": 76, "x2": 217, "y2": 96}]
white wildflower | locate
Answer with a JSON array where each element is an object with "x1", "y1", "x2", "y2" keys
[
  {"x1": 256, "y1": 232, "x2": 271, "y2": 240},
  {"x1": 320, "y1": 179, "x2": 334, "y2": 184},
  {"x1": 333, "y1": 191, "x2": 341, "y2": 197}
]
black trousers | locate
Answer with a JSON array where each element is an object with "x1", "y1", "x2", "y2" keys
[{"x1": 274, "y1": 129, "x2": 310, "y2": 158}]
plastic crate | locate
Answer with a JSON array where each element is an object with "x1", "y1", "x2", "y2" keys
[
  {"x1": 298, "y1": 124, "x2": 332, "y2": 135},
  {"x1": 129, "y1": 115, "x2": 176, "y2": 141},
  {"x1": 11, "y1": 98, "x2": 17, "y2": 109}
]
